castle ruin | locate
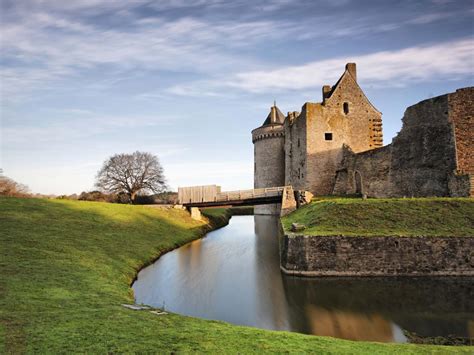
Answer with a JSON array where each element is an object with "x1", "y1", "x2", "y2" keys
[{"x1": 252, "y1": 63, "x2": 473, "y2": 214}]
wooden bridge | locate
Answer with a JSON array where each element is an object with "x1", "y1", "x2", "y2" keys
[{"x1": 178, "y1": 185, "x2": 287, "y2": 208}]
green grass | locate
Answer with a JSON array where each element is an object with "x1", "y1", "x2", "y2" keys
[
  {"x1": 201, "y1": 206, "x2": 254, "y2": 221},
  {"x1": 1, "y1": 197, "x2": 472, "y2": 353},
  {"x1": 282, "y1": 198, "x2": 474, "y2": 237},
  {"x1": 201, "y1": 207, "x2": 232, "y2": 221}
]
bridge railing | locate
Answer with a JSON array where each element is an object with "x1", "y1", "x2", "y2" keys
[
  {"x1": 178, "y1": 185, "x2": 288, "y2": 204},
  {"x1": 215, "y1": 187, "x2": 285, "y2": 202}
]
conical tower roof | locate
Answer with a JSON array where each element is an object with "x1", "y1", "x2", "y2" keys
[{"x1": 262, "y1": 102, "x2": 285, "y2": 125}]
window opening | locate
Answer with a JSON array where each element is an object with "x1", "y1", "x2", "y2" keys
[{"x1": 343, "y1": 102, "x2": 349, "y2": 114}]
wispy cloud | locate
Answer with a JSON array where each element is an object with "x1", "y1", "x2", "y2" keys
[
  {"x1": 1, "y1": 11, "x2": 280, "y2": 101},
  {"x1": 3, "y1": 113, "x2": 178, "y2": 144},
  {"x1": 2, "y1": 0, "x2": 473, "y2": 196},
  {"x1": 3, "y1": 0, "x2": 469, "y2": 103},
  {"x1": 165, "y1": 83, "x2": 235, "y2": 98},
  {"x1": 225, "y1": 38, "x2": 474, "y2": 93}
]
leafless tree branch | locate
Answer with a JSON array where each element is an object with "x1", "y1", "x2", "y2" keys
[{"x1": 95, "y1": 151, "x2": 166, "y2": 203}]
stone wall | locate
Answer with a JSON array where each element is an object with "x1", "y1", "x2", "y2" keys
[
  {"x1": 449, "y1": 87, "x2": 474, "y2": 175},
  {"x1": 334, "y1": 88, "x2": 473, "y2": 197},
  {"x1": 280, "y1": 186, "x2": 297, "y2": 217},
  {"x1": 389, "y1": 94, "x2": 457, "y2": 197},
  {"x1": 253, "y1": 124, "x2": 285, "y2": 214},
  {"x1": 284, "y1": 109, "x2": 307, "y2": 191},
  {"x1": 333, "y1": 145, "x2": 392, "y2": 196},
  {"x1": 253, "y1": 61, "x2": 472, "y2": 200},
  {"x1": 280, "y1": 234, "x2": 474, "y2": 276},
  {"x1": 288, "y1": 64, "x2": 383, "y2": 196}
]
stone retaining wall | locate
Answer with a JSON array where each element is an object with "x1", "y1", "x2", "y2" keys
[{"x1": 280, "y1": 234, "x2": 474, "y2": 276}]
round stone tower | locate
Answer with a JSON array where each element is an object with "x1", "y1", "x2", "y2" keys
[{"x1": 252, "y1": 103, "x2": 286, "y2": 215}]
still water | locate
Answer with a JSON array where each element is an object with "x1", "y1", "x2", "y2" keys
[{"x1": 133, "y1": 215, "x2": 473, "y2": 343}]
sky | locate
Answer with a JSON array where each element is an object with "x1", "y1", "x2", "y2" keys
[{"x1": 1, "y1": 0, "x2": 473, "y2": 195}]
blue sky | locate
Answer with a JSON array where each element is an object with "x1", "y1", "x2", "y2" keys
[{"x1": 1, "y1": 0, "x2": 473, "y2": 195}]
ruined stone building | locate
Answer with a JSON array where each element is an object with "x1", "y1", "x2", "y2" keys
[{"x1": 252, "y1": 63, "x2": 473, "y2": 214}]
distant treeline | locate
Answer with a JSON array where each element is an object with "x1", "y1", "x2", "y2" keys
[
  {"x1": 60, "y1": 191, "x2": 178, "y2": 205},
  {"x1": 0, "y1": 174, "x2": 30, "y2": 198},
  {"x1": 0, "y1": 173, "x2": 177, "y2": 205}
]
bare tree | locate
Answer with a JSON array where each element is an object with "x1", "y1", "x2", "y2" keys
[
  {"x1": 0, "y1": 174, "x2": 30, "y2": 197},
  {"x1": 96, "y1": 151, "x2": 166, "y2": 203}
]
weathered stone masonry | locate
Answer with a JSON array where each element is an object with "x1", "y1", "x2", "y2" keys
[
  {"x1": 333, "y1": 88, "x2": 473, "y2": 197},
  {"x1": 281, "y1": 234, "x2": 474, "y2": 276},
  {"x1": 253, "y1": 63, "x2": 385, "y2": 215},
  {"x1": 252, "y1": 64, "x2": 472, "y2": 205},
  {"x1": 252, "y1": 106, "x2": 286, "y2": 215}
]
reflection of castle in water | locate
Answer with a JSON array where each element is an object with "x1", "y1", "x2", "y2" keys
[
  {"x1": 135, "y1": 216, "x2": 473, "y2": 343},
  {"x1": 254, "y1": 215, "x2": 401, "y2": 341},
  {"x1": 253, "y1": 215, "x2": 290, "y2": 330},
  {"x1": 281, "y1": 275, "x2": 474, "y2": 341},
  {"x1": 254, "y1": 215, "x2": 474, "y2": 342},
  {"x1": 305, "y1": 306, "x2": 396, "y2": 342}
]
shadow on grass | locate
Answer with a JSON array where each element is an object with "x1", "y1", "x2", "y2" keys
[
  {"x1": 1, "y1": 197, "x2": 213, "y2": 352},
  {"x1": 1, "y1": 197, "x2": 472, "y2": 353}
]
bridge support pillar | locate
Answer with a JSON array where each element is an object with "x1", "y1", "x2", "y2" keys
[
  {"x1": 280, "y1": 186, "x2": 297, "y2": 217},
  {"x1": 255, "y1": 203, "x2": 281, "y2": 215},
  {"x1": 188, "y1": 207, "x2": 202, "y2": 221}
]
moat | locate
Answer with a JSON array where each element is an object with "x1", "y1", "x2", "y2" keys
[{"x1": 133, "y1": 215, "x2": 474, "y2": 343}]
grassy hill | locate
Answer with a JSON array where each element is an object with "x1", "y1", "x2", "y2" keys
[
  {"x1": 282, "y1": 198, "x2": 474, "y2": 236},
  {"x1": 1, "y1": 197, "x2": 472, "y2": 353}
]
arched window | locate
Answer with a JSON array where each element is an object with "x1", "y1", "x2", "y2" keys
[{"x1": 343, "y1": 102, "x2": 349, "y2": 115}]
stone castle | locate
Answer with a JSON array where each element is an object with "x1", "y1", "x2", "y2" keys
[{"x1": 252, "y1": 63, "x2": 473, "y2": 214}]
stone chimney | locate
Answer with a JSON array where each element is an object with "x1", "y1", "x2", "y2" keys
[
  {"x1": 322, "y1": 85, "x2": 331, "y2": 101},
  {"x1": 270, "y1": 104, "x2": 276, "y2": 123},
  {"x1": 345, "y1": 63, "x2": 357, "y2": 82}
]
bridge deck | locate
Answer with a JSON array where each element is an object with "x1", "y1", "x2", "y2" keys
[{"x1": 178, "y1": 186, "x2": 286, "y2": 207}]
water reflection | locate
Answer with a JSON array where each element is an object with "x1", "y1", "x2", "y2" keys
[{"x1": 133, "y1": 215, "x2": 474, "y2": 342}]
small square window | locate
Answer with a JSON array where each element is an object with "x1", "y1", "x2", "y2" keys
[{"x1": 325, "y1": 132, "x2": 333, "y2": 141}]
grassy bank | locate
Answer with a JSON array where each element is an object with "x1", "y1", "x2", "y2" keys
[
  {"x1": 201, "y1": 206, "x2": 254, "y2": 226},
  {"x1": 1, "y1": 197, "x2": 471, "y2": 353},
  {"x1": 282, "y1": 198, "x2": 474, "y2": 236}
]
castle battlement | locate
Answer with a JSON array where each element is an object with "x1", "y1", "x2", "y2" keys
[{"x1": 251, "y1": 125, "x2": 285, "y2": 143}]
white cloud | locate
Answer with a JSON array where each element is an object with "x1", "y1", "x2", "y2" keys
[
  {"x1": 0, "y1": 10, "x2": 282, "y2": 102},
  {"x1": 2, "y1": 0, "x2": 470, "y2": 103},
  {"x1": 226, "y1": 38, "x2": 474, "y2": 93},
  {"x1": 3, "y1": 113, "x2": 178, "y2": 144},
  {"x1": 407, "y1": 12, "x2": 453, "y2": 25},
  {"x1": 165, "y1": 83, "x2": 235, "y2": 98}
]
